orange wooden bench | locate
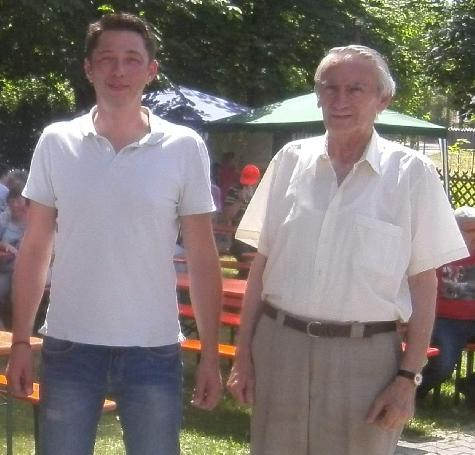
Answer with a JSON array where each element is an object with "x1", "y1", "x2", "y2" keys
[
  {"x1": 178, "y1": 303, "x2": 240, "y2": 328},
  {"x1": 180, "y1": 341, "x2": 439, "y2": 365},
  {"x1": 0, "y1": 374, "x2": 116, "y2": 455},
  {"x1": 178, "y1": 303, "x2": 240, "y2": 343},
  {"x1": 180, "y1": 339, "x2": 236, "y2": 360}
]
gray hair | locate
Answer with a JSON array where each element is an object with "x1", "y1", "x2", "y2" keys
[
  {"x1": 454, "y1": 206, "x2": 475, "y2": 221},
  {"x1": 314, "y1": 45, "x2": 396, "y2": 100}
]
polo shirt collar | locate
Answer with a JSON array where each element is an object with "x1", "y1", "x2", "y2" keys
[{"x1": 78, "y1": 106, "x2": 165, "y2": 145}]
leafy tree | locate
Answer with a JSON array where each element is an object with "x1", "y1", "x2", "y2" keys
[
  {"x1": 0, "y1": 74, "x2": 75, "y2": 166},
  {"x1": 359, "y1": 0, "x2": 446, "y2": 118},
  {"x1": 428, "y1": 0, "x2": 475, "y2": 122},
  {"x1": 0, "y1": 0, "x2": 464, "y2": 166}
]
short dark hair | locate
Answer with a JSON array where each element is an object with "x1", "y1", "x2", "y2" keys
[
  {"x1": 85, "y1": 12, "x2": 157, "y2": 60},
  {"x1": 6, "y1": 186, "x2": 23, "y2": 202}
]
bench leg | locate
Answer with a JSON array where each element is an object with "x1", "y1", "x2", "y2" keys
[
  {"x1": 6, "y1": 394, "x2": 13, "y2": 455},
  {"x1": 467, "y1": 350, "x2": 474, "y2": 376},
  {"x1": 454, "y1": 352, "x2": 463, "y2": 405},
  {"x1": 33, "y1": 405, "x2": 40, "y2": 455},
  {"x1": 432, "y1": 384, "x2": 441, "y2": 408}
]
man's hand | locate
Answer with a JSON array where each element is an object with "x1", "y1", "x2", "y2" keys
[
  {"x1": 191, "y1": 356, "x2": 222, "y2": 410},
  {"x1": 227, "y1": 349, "x2": 255, "y2": 406},
  {"x1": 366, "y1": 377, "x2": 416, "y2": 430},
  {"x1": 6, "y1": 344, "x2": 34, "y2": 397}
]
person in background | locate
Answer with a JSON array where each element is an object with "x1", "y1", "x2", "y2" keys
[
  {"x1": 227, "y1": 45, "x2": 467, "y2": 455},
  {"x1": 0, "y1": 168, "x2": 28, "y2": 214},
  {"x1": 218, "y1": 151, "x2": 240, "y2": 207},
  {"x1": 417, "y1": 205, "x2": 475, "y2": 406},
  {"x1": 224, "y1": 164, "x2": 261, "y2": 227},
  {"x1": 224, "y1": 164, "x2": 261, "y2": 263},
  {"x1": 0, "y1": 187, "x2": 28, "y2": 327},
  {"x1": 7, "y1": 12, "x2": 222, "y2": 455},
  {"x1": 0, "y1": 172, "x2": 9, "y2": 214}
]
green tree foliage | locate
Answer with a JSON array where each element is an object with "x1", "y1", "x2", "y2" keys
[
  {"x1": 148, "y1": 0, "x2": 365, "y2": 106},
  {"x1": 0, "y1": 75, "x2": 74, "y2": 166},
  {"x1": 428, "y1": 0, "x2": 475, "y2": 121},
  {"x1": 0, "y1": 0, "x2": 464, "y2": 166},
  {"x1": 360, "y1": 0, "x2": 446, "y2": 118}
]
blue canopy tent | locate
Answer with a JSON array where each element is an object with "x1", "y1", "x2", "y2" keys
[{"x1": 142, "y1": 85, "x2": 249, "y2": 129}]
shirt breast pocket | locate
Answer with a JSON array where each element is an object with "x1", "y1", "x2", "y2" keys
[{"x1": 353, "y1": 214, "x2": 402, "y2": 277}]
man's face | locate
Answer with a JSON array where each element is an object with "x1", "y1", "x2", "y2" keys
[
  {"x1": 84, "y1": 30, "x2": 158, "y2": 109},
  {"x1": 318, "y1": 57, "x2": 390, "y2": 138}
]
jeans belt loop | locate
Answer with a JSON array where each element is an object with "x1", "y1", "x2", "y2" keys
[{"x1": 276, "y1": 308, "x2": 285, "y2": 325}]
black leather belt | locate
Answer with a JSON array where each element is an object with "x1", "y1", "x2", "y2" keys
[{"x1": 263, "y1": 302, "x2": 397, "y2": 338}]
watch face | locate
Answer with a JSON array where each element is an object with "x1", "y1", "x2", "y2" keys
[{"x1": 414, "y1": 373, "x2": 423, "y2": 386}]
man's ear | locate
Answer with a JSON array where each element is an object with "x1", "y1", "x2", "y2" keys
[
  {"x1": 148, "y1": 59, "x2": 159, "y2": 83},
  {"x1": 377, "y1": 94, "x2": 391, "y2": 113},
  {"x1": 84, "y1": 59, "x2": 93, "y2": 83}
]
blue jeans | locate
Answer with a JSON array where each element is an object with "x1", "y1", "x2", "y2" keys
[
  {"x1": 418, "y1": 318, "x2": 475, "y2": 397},
  {"x1": 39, "y1": 337, "x2": 183, "y2": 455}
]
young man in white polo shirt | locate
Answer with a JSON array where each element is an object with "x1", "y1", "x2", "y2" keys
[{"x1": 7, "y1": 13, "x2": 222, "y2": 455}]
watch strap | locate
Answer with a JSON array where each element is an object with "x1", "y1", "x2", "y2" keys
[
  {"x1": 396, "y1": 369, "x2": 415, "y2": 380},
  {"x1": 396, "y1": 369, "x2": 422, "y2": 386}
]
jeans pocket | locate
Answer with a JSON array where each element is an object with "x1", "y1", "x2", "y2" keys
[{"x1": 42, "y1": 337, "x2": 76, "y2": 355}]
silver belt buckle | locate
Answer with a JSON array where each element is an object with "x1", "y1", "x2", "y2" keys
[
  {"x1": 350, "y1": 322, "x2": 365, "y2": 338},
  {"x1": 306, "y1": 321, "x2": 322, "y2": 337}
]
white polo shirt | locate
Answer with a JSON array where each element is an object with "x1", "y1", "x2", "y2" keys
[
  {"x1": 24, "y1": 107, "x2": 215, "y2": 346},
  {"x1": 236, "y1": 131, "x2": 467, "y2": 322}
]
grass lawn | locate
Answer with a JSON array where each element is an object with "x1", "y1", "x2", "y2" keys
[
  {"x1": 2, "y1": 354, "x2": 475, "y2": 454},
  {"x1": 0, "y1": 354, "x2": 251, "y2": 454}
]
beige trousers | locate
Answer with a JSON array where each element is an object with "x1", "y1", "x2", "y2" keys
[{"x1": 250, "y1": 313, "x2": 404, "y2": 455}]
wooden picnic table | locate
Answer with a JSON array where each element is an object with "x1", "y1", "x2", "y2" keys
[{"x1": 176, "y1": 272, "x2": 246, "y2": 300}]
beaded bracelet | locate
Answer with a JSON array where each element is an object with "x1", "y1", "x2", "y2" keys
[{"x1": 11, "y1": 341, "x2": 32, "y2": 349}]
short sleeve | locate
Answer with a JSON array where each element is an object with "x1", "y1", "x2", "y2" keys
[
  {"x1": 22, "y1": 131, "x2": 56, "y2": 208},
  {"x1": 408, "y1": 162, "x2": 467, "y2": 276},
  {"x1": 178, "y1": 133, "x2": 215, "y2": 216}
]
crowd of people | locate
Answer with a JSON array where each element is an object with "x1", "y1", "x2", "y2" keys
[
  {"x1": 0, "y1": 169, "x2": 28, "y2": 328},
  {"x1": 3, "y1": 10, "x2": 473, "y2": 455}
]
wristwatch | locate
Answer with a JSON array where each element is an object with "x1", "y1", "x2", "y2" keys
[{"x1": 396, "y1": 369, "x2": 423, "y2": 386}]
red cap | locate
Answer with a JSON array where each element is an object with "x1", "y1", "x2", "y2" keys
[{"x1": 240, "y1": 164, "x2": 261, "y2": 186}]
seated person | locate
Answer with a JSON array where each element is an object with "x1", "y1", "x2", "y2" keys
[
  {"x1": 417, "y1": 206, "x2": 475, "y2": 405},
  {"x1": 0, "y1": 187, "x2": 28, "y2": 327},
  {"x1": 224, "y1": 164, "x2": 260, "y2": 263}
]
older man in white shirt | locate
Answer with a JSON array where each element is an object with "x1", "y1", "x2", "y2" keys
[{"x1": 227, "y1": 45, "x2": 467, "y2": 455}]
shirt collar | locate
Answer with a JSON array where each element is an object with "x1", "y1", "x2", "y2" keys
[
  {"x1": 361, "y1": 129, "x2": 382, "y2": 175},
  {"x1": 315, "y1": 129, "x2": 382, "y2": 175},
  {"x1": 78, "y1": 106, "x2": 165, "y2": 145}
]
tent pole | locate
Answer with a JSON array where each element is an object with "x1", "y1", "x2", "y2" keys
[{"x1": 440, "y1": 138, "x2": 450, "y2": 196}]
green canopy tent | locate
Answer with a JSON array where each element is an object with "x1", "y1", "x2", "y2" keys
[{"x1": 208, "y1": 93, "x2": 449, "y2": 191}]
